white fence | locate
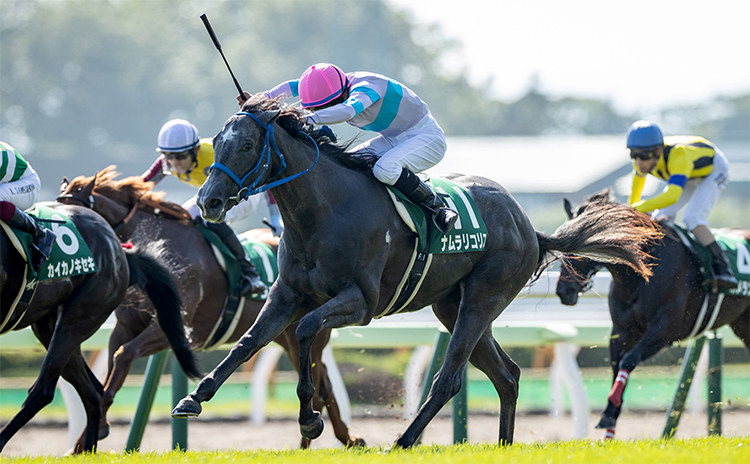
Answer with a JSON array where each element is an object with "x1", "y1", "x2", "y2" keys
[{"x1": 0, "y1": 271, "x2": 743, "y2": 446}]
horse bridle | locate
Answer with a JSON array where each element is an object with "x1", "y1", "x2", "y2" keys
[{"x1": 210, "y1": 111, "x2": 319, "y2": 203}]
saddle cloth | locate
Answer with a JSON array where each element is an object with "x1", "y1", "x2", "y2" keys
[
  {"x1": 386, "y1": 177, "x2": 487, "y2": 254},
  {"x1": 671, "y1": 224, "x2": 750, "y2": 296},
  {"x1": 1, "y1": 204, "x2": 97, "y2": 282}
]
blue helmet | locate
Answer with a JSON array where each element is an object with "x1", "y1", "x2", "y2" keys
[{"x1": 626, "y1": 120, "x2": 663, "y2": 150}]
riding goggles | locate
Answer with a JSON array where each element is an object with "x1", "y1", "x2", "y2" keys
[
  {"x1": 163, "y1": 150, "x2": 192, "y2": 161},
  {"x1": 629, "y1": 150, "x2": 658, "y2": 161}
]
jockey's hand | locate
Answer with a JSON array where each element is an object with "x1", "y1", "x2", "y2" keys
[
  {"x1": 316, "y1": 125, "x2": 337, "y2": 143},
  {"x1": 237, "y1": 91, "x2": 252, "y2": 106}
]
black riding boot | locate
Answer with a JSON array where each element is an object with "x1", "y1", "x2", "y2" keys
[
  {"x1": 6, "y1": 207, "x2": 57, "y2": 271},
  {"x1": 704, "y1": 241, "x2": 738, "y2": 289},
  {"x1": 205, "y1": 221, "x2": 267, "y2": 296},
  {"x1": 392, "y1": 168, "x2": 458, "y2": 234}
]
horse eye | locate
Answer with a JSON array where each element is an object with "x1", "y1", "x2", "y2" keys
[{"x1": 242, "y1": 143, "x2": 252, "y2": 151}]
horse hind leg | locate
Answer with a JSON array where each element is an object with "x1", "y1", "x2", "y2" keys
[
  {"x1": 314, "y1": 361, "x2": 365, "y2": 447},
  {"x1": 63, "y1": 353, "x2": 105, "y2": 454},
  {"x1": 467, "y1": 331, "x2": 520, "y2": 445}
]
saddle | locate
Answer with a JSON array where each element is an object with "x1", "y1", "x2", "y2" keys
[
  {"x1": 377, "y1": 177, "x2": 488, "y2": 318},
  {"x1": 193, "y1": 221, "x2": 279, "y2": 350},
  {"x1": 0, "y1": 204, "x2": 97, "y2": 334},
  {"x1": 669, "y1": 224, "x2": 750, "y2": 297}
]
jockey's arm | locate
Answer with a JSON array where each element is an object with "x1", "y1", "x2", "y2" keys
[
  {"x1": 632, "y1": 176, "x2": 685, "y2": 213},
  {"x1": 307, "y1": 86, "x2": 380, "y2": 125},
  {"x1": 142, "y1": 155, "x2": 169, "y2": 185},
  {"x1": 628, "y1": 171, "x2": 647, "y2": 205},
  {"x1": 223, "y1": 193, "x2": 261, "y2": 225}
]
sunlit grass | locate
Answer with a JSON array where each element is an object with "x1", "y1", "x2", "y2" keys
[{"x1": 1, "y1": 438, "x2": 748, "y2": 464}]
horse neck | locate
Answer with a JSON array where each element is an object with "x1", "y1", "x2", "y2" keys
[
  {"x1": 270, "y1": 128, "x2": 375, "y2": 231},
  {"x1": 92, "y1": 193, "x2": 153, "y2": 240}
]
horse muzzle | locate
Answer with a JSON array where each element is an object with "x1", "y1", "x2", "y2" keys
[{"x1": 196, "y1": 185, "x2": 229, "y2": 223}]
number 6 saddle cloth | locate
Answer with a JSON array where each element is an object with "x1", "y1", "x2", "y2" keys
[{"x1": 0, "y1": 203, "x2": 96, "y2": 333}]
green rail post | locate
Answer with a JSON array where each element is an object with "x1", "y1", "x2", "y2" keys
[
  {"x1": 662, "y1": 336, "x2": 706, "y2": 438},
  {"x1": 415, "y1": 328, "x2": 468, "y2": 445},
  {"x1": 707, "y1": 331, "x2": 722, "y2": 436},
  {"x1": 452, "y1": 367, "x2": 468, "y2": 443},
  {"x1": 125, "y1": 351, "x2": 169, "y2": 452},
  {"x1": 171, "y1": 354, "x2": 189, "y2": 450}
]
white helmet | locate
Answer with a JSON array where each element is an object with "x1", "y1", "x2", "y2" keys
[{"x1": 156, "y1": 119, "x2": 199, "y2": 152}]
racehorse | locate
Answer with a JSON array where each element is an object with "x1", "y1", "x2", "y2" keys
[
  {"x1": 0, "y1": 203, "x2": 199, "y2": 454},
  {"x1": 58, "y1": 168, "x2": 363, "y2": 449},
  {"x1": 169, "y1": 96, "x2": 661, "y2": 448},
  {"x1": 555, "y1": 189, "x2": 750, "y2": 439}
]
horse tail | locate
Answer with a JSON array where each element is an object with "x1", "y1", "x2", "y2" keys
[
  {"x1": 125, "y1": 241, "x2": 202, "y2": 379},
  {"x1": 534, "y1": 201, "x2": 662, "y2": 281}
]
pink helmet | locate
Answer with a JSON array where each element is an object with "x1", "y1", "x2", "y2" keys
[{"x1": 298, "y1": 63, "x2": 348, "y2": 108}]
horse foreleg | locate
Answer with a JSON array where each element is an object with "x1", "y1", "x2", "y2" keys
[
  {"x1": 294, "y1": 286, "x2": 368, "y2": 442},
  {"x1": 0, "y1": 321, "x2": 85, "y2": 452},
  {"x1": 172, "y1": 286, "x2": 302, "y2": 418},
  {"x1": 598, "y1": 322, "x2": 672, "y2": 436}
]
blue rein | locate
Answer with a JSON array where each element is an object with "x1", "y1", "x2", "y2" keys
[{"x1": 209, "y1": 111, "x2": 319, "y2": 202}]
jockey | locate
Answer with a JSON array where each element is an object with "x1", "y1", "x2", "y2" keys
[
  {"x1": 242, "y1": 63, "x2": 459, "y2": 234},
  {"x1": 0, "y1": 141, "x2": 56, "y2": 271},
  {"x1": 626, "y1": 120, "x2": 738, "y2": 289},
  {"x1": 142, "y1": 119, "x2": 267, "y2": 296}
]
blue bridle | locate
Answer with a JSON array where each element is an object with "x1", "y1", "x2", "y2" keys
[{"x1": 209, "y1": 111, "x2": 319, "y2": 202}]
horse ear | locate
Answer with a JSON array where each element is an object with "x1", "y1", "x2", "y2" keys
[
  {"x1": 563, "y1": 198, "x2": 574, "y2": 219},
  {"x1": 83, "y1": 174, "x2": 97, "y2": 195},
  {"x1": 60, "y1": 177, "x2": 69, "y2": 193},
  {"x1": 259, "y1": 109, "x2": 281, "y2": 125}
]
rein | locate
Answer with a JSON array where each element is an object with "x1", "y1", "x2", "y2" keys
[{"x1": 209, "y1": 111, "x2": 319, "y2": 202}]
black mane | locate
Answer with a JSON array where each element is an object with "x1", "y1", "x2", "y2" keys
[{"x1": 240, "y1": 96, "x2": 378, "y2": 172}]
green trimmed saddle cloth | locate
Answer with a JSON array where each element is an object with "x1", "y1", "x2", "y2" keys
[{"x1": 671, "y1": 224, "x2": 750, "y2": 296}]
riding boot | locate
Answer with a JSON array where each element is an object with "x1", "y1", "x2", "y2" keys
[
  {"x1": 5, "y1": 205, "x2": 57, "y2": 271},
  {"x1": 704, "y1": 241, "x2": 738, "y2": 290},
  {"x1": 205, "y1": 221, "x2": 267, "y2": 295},
  {"x1": 392, "y1": 168, "x2": 458, "y2": 234}
]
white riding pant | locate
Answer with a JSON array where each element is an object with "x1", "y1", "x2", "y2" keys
[
  {"x1": 0, "y1": 167, "x2": 41, "y2": 211},
  {"x1": 182, "y1": 190, "x2": 260, "y2": 225},
  {"x1": 653, "y1": 149, "x2": 730, "y2": 230},
  {"x1": 353, "y1": 112, "x2": 447, "y2": 185}
]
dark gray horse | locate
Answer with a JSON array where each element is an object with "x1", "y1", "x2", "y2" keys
[
  {"x1": 555, "y1": 190, "x2": 750, "y2": 439},
  {"x1": 172, "y1": 97, "x2": 659, "y2": 447},
  {"x1": 0, "y1": 203, "x2": 199, "y2": 454}
]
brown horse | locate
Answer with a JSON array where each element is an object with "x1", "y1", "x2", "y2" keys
[{"x1": 58, "y1": 167, "x2": 363, "y2": 449}]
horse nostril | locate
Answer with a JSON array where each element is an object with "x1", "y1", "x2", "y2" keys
[{"x1": 207, "y1": 198, "x2": 223, "y2": 211}]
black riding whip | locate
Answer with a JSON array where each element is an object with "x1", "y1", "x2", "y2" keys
[{"x1": 200, "y1": 13, "x2": 246, "y2": 100}]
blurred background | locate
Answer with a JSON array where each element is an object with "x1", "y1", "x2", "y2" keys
[
  {"x1": 1, "y1": 0, "x2": 747, "y2": 234},
  {"x1": 1, "y1": 1, "x2": 749, "y2": 440}
]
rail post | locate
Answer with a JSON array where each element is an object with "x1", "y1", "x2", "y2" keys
[
  {"x1": 416, "y1": 328, "x2": 468, "y2": 444},
  {"x1": 707, "y1": 331, "x2": 722, "y2": 436},
  {"x1": 125, "y1": 351, "x2": 169, "y2": 451},
  {"x1": 662, "y1": 336, "x2": 706, "y2": 438},
  {"x1": 171, "y1": 354, "x2": 189, "y2": 450}
]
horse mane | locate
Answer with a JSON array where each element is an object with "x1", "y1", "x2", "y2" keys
[
  {"x1": 240, "y1": 96, "x2": 379, "y2": 172},
  {"x1": 66, "y1": 166, "x2": 192, "y2": 223}
]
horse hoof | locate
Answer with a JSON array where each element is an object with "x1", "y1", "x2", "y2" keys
[
  {"x1": 348, "y1": 437, "x2": 366, "y2": 448},
  {"x1": 98, "y1": 421, "x2": 110, "y2": 440},
  {"x1": 392, "y1": 434, "x2": 410, "y2": 450},
  {"x1": 299, "y1": 412, "x2": 324, "y2": 440},
  {"x1": 172, "y1": 397, "x2": 202, "y2": 418},
  {"x1": 595, "y1": 415, "x2": 616, "y2": 429}
]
